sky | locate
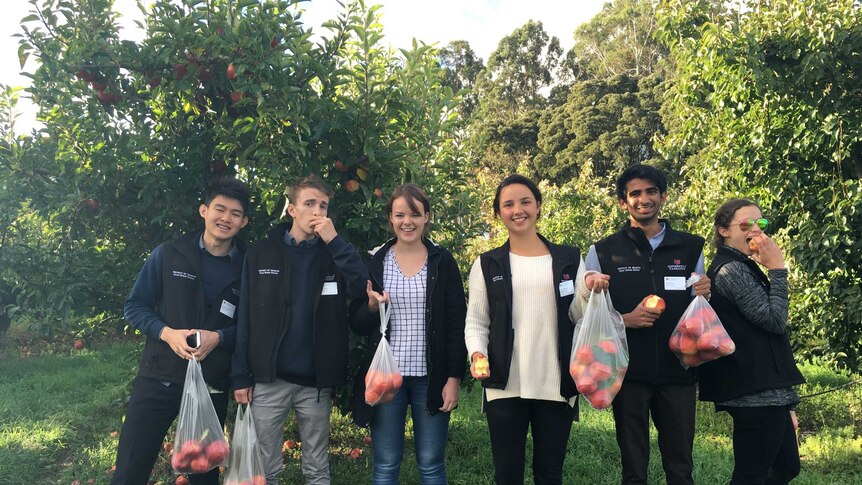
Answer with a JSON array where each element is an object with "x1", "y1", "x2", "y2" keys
[{"x1": 0, "y1": 0, "x2": 607, "y2": 134}]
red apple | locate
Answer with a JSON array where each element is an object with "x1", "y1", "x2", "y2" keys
[
  {"x1": 173, "y1": 63, "x2": 187, "y2": 80},
  {"x1": 644, "y1": 294, "x2": 666, "y2": 311},
  {"x1": 204, "y1": 440, "x2": 229, "y2": 463},
  {"x1": 180, "y1": 440, "x2": 203, "y2": 457},
  {"x1": 597, "y1": 339, "x2": 617, "y2": 354},
  {"x1": 227, "y1": 63, "x2": 237, "y2": 80},
  {"x1": 574, "y1": 345, "x2": 594, "y2": 364},
  {"x1": 748, "y1": 236, "x2": 760, "y2": 252},
  {"x1": 76, "y1": 69, "x2": 95, "y2": 82},
  {"x1": 390, "y1": 372, "x2": 403, "y2": 389},
  {"x1": 681, "y1": 354, "x2": 703, "y2": 367},
  {"x1": 575, "y1": 376, "x2": 597, "y2": 395},
  {"x1": 590, "y1": 389, "x2": 613, "y2": 409},
  {"x1": 669, "y1": 332, "x2": 681, "y2": 352},
  {"x1": 679, "y1": 335, "x2": 698, "y2": 355},
  {"x1": 344, "y1": 179, "x2": 360, "y2": 192},
  {"x1": 96, "y1": 91, "x2": 121, "y2": 105},
  {"x1": 73, "y1": 338, "x2": 85, "y2": 350},
  {"x1": 90, "y1": 80, "x2": 107, "y2": 91},
  {"x1": 283, "y1": 439, "x2": 297, "y2": 450},
  {"x1": 190, "y1": 455, "x2": 210, "y2": 473},
  {"x1": 271, "y1": 37, "x2": 280, "y2": 48},
  {"x1": 349, "y1": 447, "x2": 362, "y2": 459},
  {"x1": 717, "y1": 337, "x2": 736, "y2": 355},
  {"x1": 363, "y1": 435, "x2": 372, "y2": 445},
  {"x1": 373, "y1": 187, "x2": 384, "y2": 198},
  {"x1": 252, "y1": 476, "x2": 266, "y2": 485},
  {"x1": 335, "y1": 160, "x2": 347, "y2": 172},
  {"x1": 679, "y1": 318, "x2": 704, "y2": 338},
  {"x1": 175, "y1": 476, "x2": 189, "y2": 485},
  {"x1": 696, "y1": 332, "x2": 721, "y2": 352},
  {"x1": 198, "y1": 65, "x2": 212, "y2": 81},
  {"x1": 171, "y1": 451, "x2": 188, "y2": 470},
  {"x1": 230, "y1": 91, "x2": 244, "y2": 103},
  {"x1": 589, "y1": 361, "x2": 612, "y2": 382}
]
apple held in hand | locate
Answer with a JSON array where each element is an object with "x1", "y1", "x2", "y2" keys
[
  {"x1": 644, "y1": 294, "x2": 666, "y2": 311},
  {"x1": 474, "y1": 355, "x2": 490, "y2": 377},
  {"x1": 748, "y1": 236, "x2": 761, "y2": 252}
]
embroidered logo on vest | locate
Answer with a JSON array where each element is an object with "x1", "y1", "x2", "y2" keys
[
  {"x1": 492, "y1": 275, "x2": 504, "y2": 283},
  {"x1": 171, "y1": 270, "x2": 196, "y2": 280},
  {"x1": 258, "y1": 268, "x2": 280, "y2": 275}
]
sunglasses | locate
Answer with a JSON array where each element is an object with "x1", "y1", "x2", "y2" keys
[{"x1": 730, "y1": 218, "x2": 769, "y2": 231}]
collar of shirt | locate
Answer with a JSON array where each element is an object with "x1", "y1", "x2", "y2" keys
[
  {"x1": 648, "y1": 222, "x2": 667, "y2": 251},
  {"x1": 283, "y1": 229, "x2": 319, "y2": 248},
  {"x1": 198, "y1": 235, "x2": 240, "y2": 261}
]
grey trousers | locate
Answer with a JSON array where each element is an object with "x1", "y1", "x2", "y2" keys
[{"x1": 251, "y1": 380, "x2": 332, "y2": 485}]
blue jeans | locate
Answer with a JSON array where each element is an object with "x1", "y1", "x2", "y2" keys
[{"x1": 370, "y1": 376, "x2": 450, "y2": 485}]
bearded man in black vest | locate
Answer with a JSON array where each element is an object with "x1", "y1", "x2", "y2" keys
[
  {"x1": 584, "y1": 164, "x2": 711, "y2": 485},
  {"x1": 111, "y1": 178, "x2": 250, "y2": 485}
]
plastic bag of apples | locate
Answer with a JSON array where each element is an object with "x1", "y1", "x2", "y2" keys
[
  {"x1": 223, "y1": 404, "x2": 265, "y2": 485},
  {"x1": 669, "y1": 294, "x2": 735, "y2": 368},
  {"x1": 364, "y1": 302, "x2": 403, "y2": 406},
  {"x1": 569, "y1": 290, "x2": 629, "y2": 410},
  {"x1": 171, "y1": 357, "x2": 229, "y2": 475}
]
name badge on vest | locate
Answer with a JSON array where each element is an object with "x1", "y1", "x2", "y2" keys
[
  {"x1": 321, "y1": 282, "x2": 338, "y2": 296},
  {"x1": 664, "y1": 276, "x2": 687, "y2": 291},
  {"x1": 558, "y1": 279, "x2": 574, "y2": 297},
  {"x1": 220, "y1": 300, "x2": 236, "y2": 318}
]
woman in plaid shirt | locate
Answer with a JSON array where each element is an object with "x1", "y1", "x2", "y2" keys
[{"x1": 350, "y1": 184, "x2": 467, "y2": 485}]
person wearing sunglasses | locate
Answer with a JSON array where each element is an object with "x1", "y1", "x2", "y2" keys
[{"x1": 698, "y1": 198, "x2": 805, "y2": 485}]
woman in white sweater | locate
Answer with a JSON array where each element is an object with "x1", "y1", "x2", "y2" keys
[{"x1": 465, "y1": 175, "x2": 608, "y2": 485}]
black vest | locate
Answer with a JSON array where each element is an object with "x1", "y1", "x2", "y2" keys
[
  {"x1": 242, "y1": 223, "x2": 352, "y2": 388},
  {"x1": 698, "y1": 246, "x2": 805, "y2": 402},
  {"x1": 138, "y1": 231, "x2": 242, "y2": 391},
  {"x1": 594, "y1": 221, "x2": 703, "y2": 384},
  {"x1": 479, "y1": 235, "x2": 580, "y2": 399}
]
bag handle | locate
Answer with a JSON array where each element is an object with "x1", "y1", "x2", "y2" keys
[{"x1": 378, "y1": 301, "x2": 392, "y2": 335}]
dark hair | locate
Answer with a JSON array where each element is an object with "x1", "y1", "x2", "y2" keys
[
  {"x1": 493, "y1": 174, "x2": 542, "y2": 217},
  {"x1": 386, "y1": 184, "x2": 432, "y2": 234},
  {"x1": 386, "y1": 184, "x2": 431, "y2": 216},
  {"x1": 615, "y1": 164, "x2": 668, "y2": 201},
  {"x1": 713, "y1": 198, "x2": 759, "y2": 248},
  {"x1": 288, "y1": 175, "x2": 334, "y2": 203},
  {"x1": 204, "y1": 177, "x2": 250, "y2": 214}
]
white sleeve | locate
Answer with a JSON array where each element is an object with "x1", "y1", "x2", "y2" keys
[
  {"x1": 569, "y1": 257, "x2": 590, "y2": 324},
  {"x1": 464, "y1": 257, "x2": 491, "y2": 358}
]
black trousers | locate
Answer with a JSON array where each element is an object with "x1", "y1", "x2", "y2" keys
[
  {"x1": 111, "y1": 375, "x2": 229, "y2": 485},
  {"x1": 611, "y1": 381, "x2": 696, "y2": 485},
  {"x1": 725, "y1": 406, "x2": 800, "y2": 485},
  {"x1": 484, "y1": 397, "x2": 575, "y2": 485}
]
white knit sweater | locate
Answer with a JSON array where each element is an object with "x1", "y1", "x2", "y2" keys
[{"x1": 465, "y1": 253, "x2": 590, "y2": 403}]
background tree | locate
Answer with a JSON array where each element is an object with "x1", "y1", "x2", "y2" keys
[
  {"x1": 438, "y1": 40, "x2": 484, "y2": 120},
  {"x1": 470, "y1": 20, "x2": 563, "y2": 177},
  {"x1": 5, "y1": 0, "x2": 483, "y2": 338},
  {"x1": 658, "y1": 0, "x2": 862, "y2": 370}
]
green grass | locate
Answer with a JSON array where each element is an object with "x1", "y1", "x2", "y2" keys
[{"x1": 2, "y1": 340, "x2": 861, "y2": 484}]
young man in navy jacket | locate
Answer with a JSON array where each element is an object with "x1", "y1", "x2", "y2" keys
[
  {"x1": 112, "y1": 178, "x2": 250, "y2": 485},
  {"x1": 231, "y1": 175, "x2": 368, "y2": 485},
  {"x1": 585, "y1": 165, "x2": 711, "y2": 485}
]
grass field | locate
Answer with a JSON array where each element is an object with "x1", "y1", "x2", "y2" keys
[{"x1": 1, "y1": 338, "x2": 860, "y2": 484}]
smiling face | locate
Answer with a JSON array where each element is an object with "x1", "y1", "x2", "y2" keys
[
  {"x1": 619, "y1": 177, "x2": 666, "y2": 226},
  {"x1": 389, "y1": 196, "x2": 429, "y2": 245},
  {"x1": 497, "y1": 183, "x2": 540, "y2": 236},
  {"x1": 199, "y1": 195, "x2": 248, "y2": 244},
  {"x1": 287, "y1": 187, "x2": 330, "y2": 241},
  {"x1": 719, "y1": 204, "x2": 764, "y2": 256}
]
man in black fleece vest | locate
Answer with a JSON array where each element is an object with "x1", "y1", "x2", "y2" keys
[
  {"x1": 584, "y1": 165, "x2": 711, "y2": 485},
  {"x1": 112, "y1": 178, "x2": 250, "y2": 485},
  {"x1": 231, "y1": 175, "x2": 367, "y2": 485}
]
